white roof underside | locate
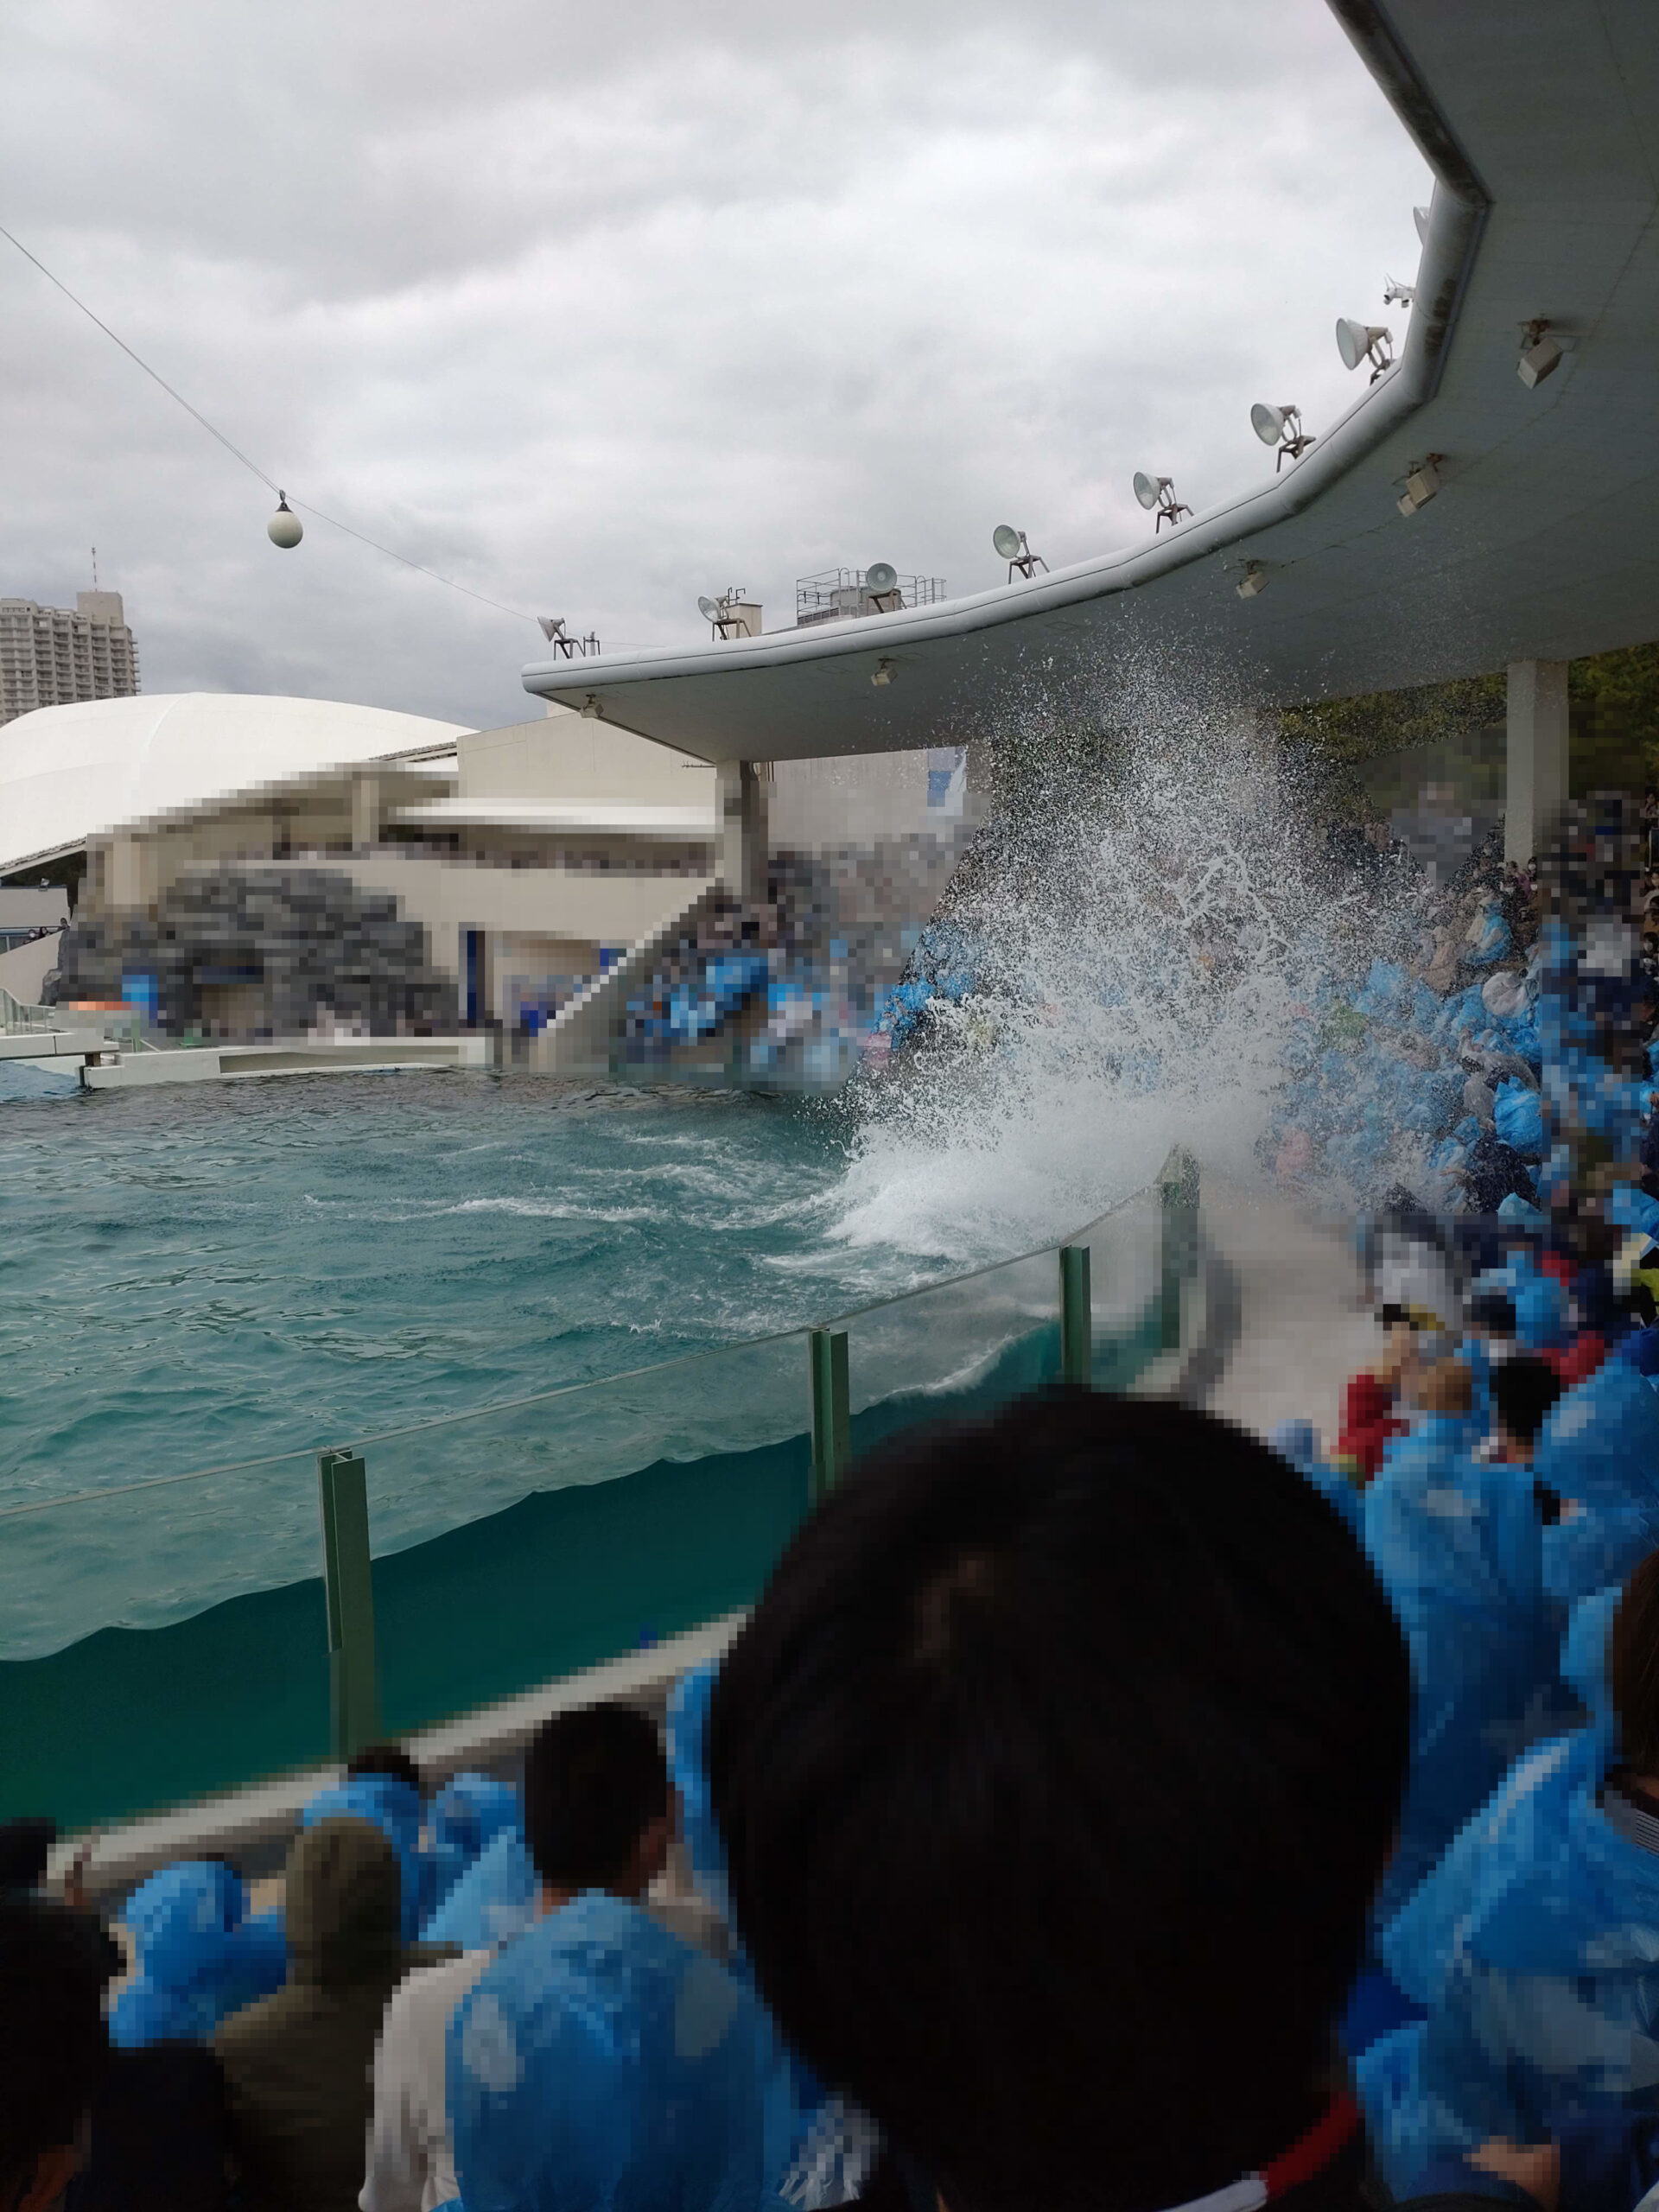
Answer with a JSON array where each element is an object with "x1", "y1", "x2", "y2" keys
[
  {"x1": 525, "y1": 0, "x2": 1659, "y2": 764},
  {"x1": 0, "y1": 694, "x2": 474, "y2": 877}
]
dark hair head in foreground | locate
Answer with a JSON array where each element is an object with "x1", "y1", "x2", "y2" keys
[
  {"x1": 709, "y1": 1388, "x2": 1411, "y2": 2212},
  {"x1": 523, "y1": 1704, "x2": 671, "y2": 1897},
  {"x1": 0, "y1": 1895, "x2": 116, "y2": 2212}
]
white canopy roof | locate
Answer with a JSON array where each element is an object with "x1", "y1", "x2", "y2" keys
[{"x1": 0, "y1": 693, "x2": 473, "y2": 878}]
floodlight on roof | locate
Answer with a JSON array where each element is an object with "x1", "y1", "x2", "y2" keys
[
  {"x1": 267, "y1": 493, "x2": 302, "y2": 550},
  {"x1": 1413, "y1": 205, "x2": 1430, "y2": 245},
  {"x1": 1133, "y1": 474, "x2": 1191, "y2": 531},
  {"x1": 1236, "y1": 561, "x2": 1268, "y2": 600},
  {"x1": 1395, "y1": 454, "x2": 1443, "y2": 515},
  {"x1": 1518, "y1": 320, "x2": 1563, "y2": 388},
  {"x1": 1336, "y1": 318, "x2": 1394, "y2": 380},
  {"x1": 993, "y1": 524, "x2": 1048, "y2": 581},
  {"x1": 700, "y1": 589, "x2": 750, "y2": 639},
  {"x1": 1383, "y1": 277, "x2": 1415, "y2": 308},
  {"x1": 1249, "y1": 403, "x2": 1313, "y2": 470},
  {"x1": 537, "y1": 616, "x2": 567, "y2": 643}
]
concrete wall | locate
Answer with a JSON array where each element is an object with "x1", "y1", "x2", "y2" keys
[
  {"x1": 0, "y1": 929, "x2": 61, "y2": 1003},
  {"x1": 459, "y1": 713, "x2": 717, "y2": 810},
  {"x1": 769, "y1": 744, "x2": 976, "y2": 849}
]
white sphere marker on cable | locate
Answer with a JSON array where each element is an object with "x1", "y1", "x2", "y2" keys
[{"x1": 267, "y1": 493, "x2": 303, "y2": 549}]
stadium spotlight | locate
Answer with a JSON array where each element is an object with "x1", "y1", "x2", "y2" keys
[
  {"x1": 1518, "y1": 320, "x2": 1563, "y2": 388},
  {"x1": 1236, "y1": 561, "x2": 1268, "y2": 600},
  {"x1": 872, "y1": 658, "x2": 895, "y2": 687},
  {"x1": 1249, "y1": 403, "x2": 1313, "y2": 470},
  {"x1": 699, "y1": 590, "x2": 749, "y2": 639},
  {"x1": 993, "y1": 524, "x2": 1048, "y2": 581},
  {"x1": 1336, "y1": 318, "x2": 1394, "y2": 381},
  {"x1": 267, "y1": 493, "x2": 302, "y2": 550},
  {"x1": 1133, "y1": 473, "x2": 1192, "y2": 531},
  {"x1": 1396, "y1": 455, "x2": 1443, "y2": 515}
]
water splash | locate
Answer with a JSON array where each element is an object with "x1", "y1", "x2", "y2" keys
[{"x1": 830, "y1": 639, "x2": 1424, "y2": 1262}]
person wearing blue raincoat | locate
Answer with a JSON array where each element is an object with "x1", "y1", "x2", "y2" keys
[
  {"x1": 1269, "y1": 1419, "x2": 1363, "y2": 1540},
  {"x1": 449, "y1": 1888, "x2": 796, "y2": 2212},
  {"x1": 1359, "y1": 1552, "x2": 1659, "y2": 2200},
  {"x1": 1534, "y1": 1357, "x2": 1659, "y2": 1609},
  {"x1": 426, "y1": 1773, "x2": 522, "y2": 1921},
  {"x1": 110, "y1": 1859, "x2": 289, "y2": 2047},
  {"x1": 1363, "y1": 1367, "x2": 1554, "y2": 1927},
  {"x1": 423, "y1": 1825, "x2": 540, "y2": 1952},
  {"x1": 302, "y1": 1758, "x2": 429, "y2": 1941}
]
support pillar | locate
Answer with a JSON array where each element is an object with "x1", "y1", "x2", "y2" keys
[
  {"x1": 718, "y1": 761, "x2": 770, "y2": 904},
  {"x1": 1505, "y1": 659, "x2": 1569, "y2": 868},
  {"x1": 350, "y1": 772, "x2": 381, "y2": 853}
]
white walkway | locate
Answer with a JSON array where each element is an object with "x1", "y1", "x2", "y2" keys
[{"x1": 1199, "y1": 1180, "x2": 1379, "y2": 1454}]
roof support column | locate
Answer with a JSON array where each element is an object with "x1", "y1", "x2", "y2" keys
[
  {"x1": 718, "y1": 760, "x2": 769, "y2": 903},
  {"x1": 1505, "y1": 658, "x2": 1568, "y2": 868}
]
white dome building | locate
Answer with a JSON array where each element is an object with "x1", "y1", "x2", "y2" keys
[{"x1": 0, "y1": 692, "x2": 471, "y2": 879}]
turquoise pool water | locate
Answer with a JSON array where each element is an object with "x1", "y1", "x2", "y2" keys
[{"x1": 0, "y1": 1070, "x2": 960, "y2": 1509}]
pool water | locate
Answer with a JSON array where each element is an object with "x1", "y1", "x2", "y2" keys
[{"x1": 0, "y1": 1070, "x2": 969, "y2": 1513}]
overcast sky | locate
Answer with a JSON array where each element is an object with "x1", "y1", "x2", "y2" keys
[{"x1": 2, "y1": 1, "x2": 1431, "y2": 734}]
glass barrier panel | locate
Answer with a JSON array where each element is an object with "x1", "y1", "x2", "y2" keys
[
  {"x1": 0, "y1": 1446, "x2": 330, "y2": 1833},
  {"x1": 358, "y1": 1330, "x2": 815, "y2": 1745},
  {"x1": 839, "y1": 1245, "x2": 1063, "y2": 1446}
]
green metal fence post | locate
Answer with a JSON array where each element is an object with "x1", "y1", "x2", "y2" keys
[
  {"x1": 1159, "y1": 1148, "x2": 1200, "y2": 1351},
  {"x1": 317, "y1": 1449, "x2": 380, "y2": 1759},
  {"x1": 809, "y1": 1329, "x2": 850, "y2": 1500},
  {"x1": 1058, "y1": 1244, "x2": 1092, "y2": 1387}
]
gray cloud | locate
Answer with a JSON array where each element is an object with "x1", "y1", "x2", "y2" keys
[{"x1": 1, "y1": 0, "x2": 1430, "y2": 731}]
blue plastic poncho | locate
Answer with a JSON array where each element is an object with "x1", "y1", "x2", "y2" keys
[
  {"x1": 1271, "y1": 1421, "x2": 1363, "y2": 1539},
  {"x1": 1361, "y1": 1726, "x2": 1659, "y2": 2195},
  {"x1": 1535, "y1": 1359, "x2": 1659, "y2": 1510},
  {"x1": 450, "y1": 1890, "x2": 794, "y2": 2212},
  {"x1": 423, "y1": 1826, "x2": 540, "y2": 1951},
  {"x1": 428, "y1": 1773, "x2": 522, "y2": 1918},
  {"x1": 1363, "y1": 1437, "x2": 1553, "y2": 1923},
  {"x1": 1535, "y1": 1361, "x2": 1659, "y2": 1608},
  {"x1": 1561, "y1": 1584, "x2": 1622, "y2": 1726},
  {"x1": 1514, "y1": 1274, "x2": 1570, "y2": 1352},
  {"x1": 302, "y1": 1771, "x2": 429, "y2": 1940},
  {"x1": 1495, "y1": 1080, "x2": 1545, "y2": 1160},
  {"x1": 110, "y1": 1859, "x2": 288, "y2": 2047},
  {"x1": 666, "y1": 1662, "x2": 731, "y2": 1921}
]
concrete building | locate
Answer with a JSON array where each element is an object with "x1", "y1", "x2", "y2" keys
[
  {"x1": 0, "y1": 690, "x2": 972, "y2": 1080},
  {"x1": 0, "y1": 592, "x2": 139, "y2": 727}
]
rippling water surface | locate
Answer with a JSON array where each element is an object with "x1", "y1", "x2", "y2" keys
[{"x1": 0, "y1": 1069, "x2": 981, "y2": 1507}]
